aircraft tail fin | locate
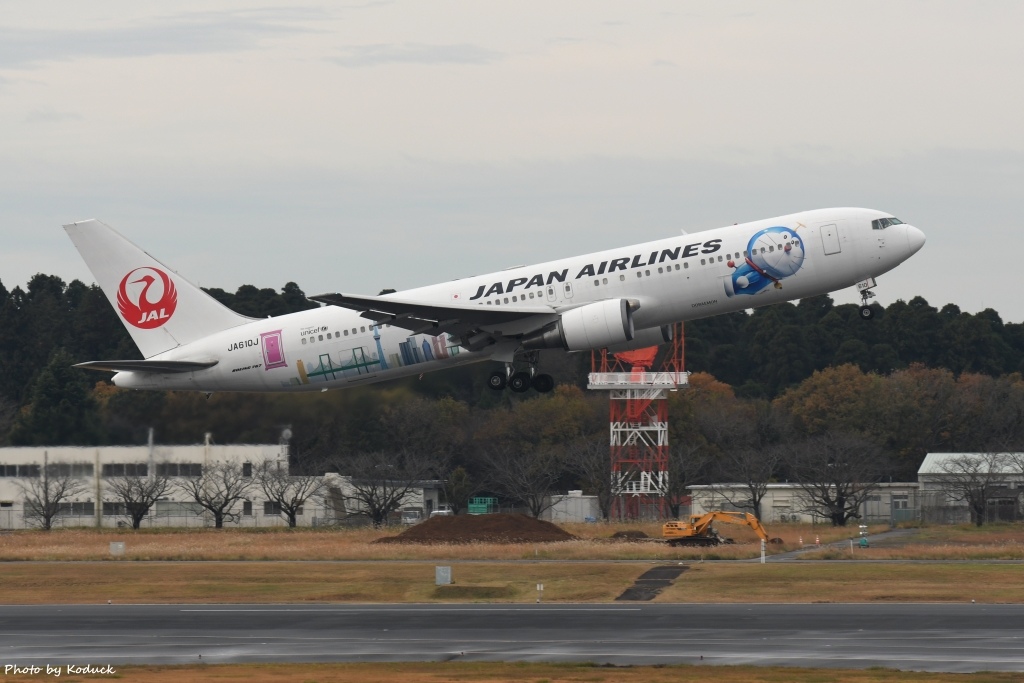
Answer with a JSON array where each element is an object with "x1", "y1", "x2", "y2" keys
[{"x1": 64, "y1": 220, "x2": 254, "y2": 359}]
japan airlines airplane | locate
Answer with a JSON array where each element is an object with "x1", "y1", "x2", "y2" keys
[{"x1": 65, "y1": 208, "x2": 924, "y2": 394}]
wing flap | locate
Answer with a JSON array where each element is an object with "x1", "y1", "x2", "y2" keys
[
  {"x1": 308, "y1": 292, "x2": 555, "y2": 335},
  {"x1": 75, "y1": 360, "x2": 218, "y2": 374}
]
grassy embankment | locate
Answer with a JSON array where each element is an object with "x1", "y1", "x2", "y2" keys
[
  {"x1": 1, "y1": 558, "x2": 1022, "y2": 604},
  {"x1": 2, "y1": 662, "x2": 1022, "y2": 683},
  {"x1": 0, "y1": 522, "x2": 886, "y2": 562},
  {"x1": 2, "y1": 523, "x2": 1024, "y2": 604}
]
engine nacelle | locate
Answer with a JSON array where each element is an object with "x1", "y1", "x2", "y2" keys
[
  {"x1": 604, "y1": 325, "x2": 672, "y2": 353},
  {"x1": 521, "y1": 299, "x2": 634, "y2": 351}
]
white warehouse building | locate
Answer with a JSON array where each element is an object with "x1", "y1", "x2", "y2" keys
[
  {"x1": 688, "y1": 482, "x2": 920, "y2": 525},
  {"x1": 0, "y1": 441, "x2": 444, "y2": 529}
]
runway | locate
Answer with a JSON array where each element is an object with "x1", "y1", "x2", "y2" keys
[{"x1": 3, "y1": 603, "x2": 1023, "y2": 673}]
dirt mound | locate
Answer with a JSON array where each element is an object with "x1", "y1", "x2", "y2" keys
[
  {"x1": 376, "y1": 513, "x2": 576, "y2": 544},
  {"x1": 611, "y1": 530, "x2": 649, "y2": 540}
]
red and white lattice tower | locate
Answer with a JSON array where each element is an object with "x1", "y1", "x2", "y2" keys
[{"x1": 588, "y1": 323, "x2": 688, "y2": 520}]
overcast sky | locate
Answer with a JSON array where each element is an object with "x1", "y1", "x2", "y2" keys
[{"x1": 1, "y1": 2, "x2": 1021, "y2": 320}]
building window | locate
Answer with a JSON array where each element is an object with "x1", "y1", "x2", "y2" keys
[
  {"x1": 102, "y1": 463, "x2": 146, "y2": 477},
  {"x1": 47, "y1": 463, "x2": 94, "y2": 477},
  {"x1": 243, "y1": 462, "x2": 252, "y2": 478},
  {"x1": 264, "y1": 501, "x2": 282, "y2": 515},
  {"x1": 102, "y1": 502, "x2": 126, "y2": 516},
  {"x1": 0, "y1": 502, "x2": 13, "y2": 508},
  {"x1": 156, "y1": 463, "x2": 202, "y2": 477},
  {"x1": 1, "y1": 465, "x2": 42, "y2": 477},
  {"x1": 243, "y1": 501, "x2": 252, "y2": 516},
  {"x1": 58, "y1": 502, "x2": 94, "y2": 516}
]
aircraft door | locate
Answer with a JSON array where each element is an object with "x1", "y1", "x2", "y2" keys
[
  {"x1": 546, "y1": 285, "x2": 557, "y2": 302},
  {"x1": 561, "y1": 282, "x2": 574, "y2": 300},
  {"x1": 819, "y1": 223, "x2": 841, "y2": 255}
]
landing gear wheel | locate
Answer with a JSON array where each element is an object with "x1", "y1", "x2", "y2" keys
[
  {"x1": 859, "y1": 305, "x2": 874, "y2": 320},
  {"x1": 531, "y1": 374, "x2": 555, "y2": 393},
  {"x1": 508, "y1": 371, "x2": 532, "y2": 393},
  {"x1": 488, "y1": 371, "x2": 508, "y2": 391}
]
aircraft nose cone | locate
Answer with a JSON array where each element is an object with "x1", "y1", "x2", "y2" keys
[{"x1": 905, "y1": 225, "x2": 926, "y2": 254}]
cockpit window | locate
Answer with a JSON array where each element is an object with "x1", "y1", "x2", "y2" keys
[{"x1": 872, "y1": 217, "x2": 904, "y2": 230}]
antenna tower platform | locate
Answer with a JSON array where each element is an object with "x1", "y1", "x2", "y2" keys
[{"x1": 588, "y1": 322, "x2": 688, "y2": 520}]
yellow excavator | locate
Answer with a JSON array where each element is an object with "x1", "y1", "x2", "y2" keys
[{"x1": 663, "y1": 511, "x2": 778, "y2": 546}]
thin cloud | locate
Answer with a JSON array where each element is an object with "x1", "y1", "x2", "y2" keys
[
  {"x1": 24, "y1": 109, "x2": 83, "y2": 124},
  {"x1": 329, "y1": 43, "x2": 502, "y2": 67},
  {"x1": 0, "y1": 11, "x2": 313, "y2": 69}
]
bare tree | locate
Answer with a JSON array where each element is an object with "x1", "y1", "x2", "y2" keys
[
  {"x1": 254, "y1": 459, "x2": 325, "y2": 527},
  {"x1": 484, "y1": 444, "x2": 565, "y2": 519},
  {"x1": 106, "y1": 474, "x2": 173, "y2": 529},
  {"x1": 175, "y1": 461, "x2": 253, "y2": 528},
  {"x1": 334, "y1": 450, "x2": 438, "y2": 527},
  {"x1": 709, "y1": 447, "x2": 782, "y2": 521},
  {"x1": 663, "y1": 442, "x2": 714, "y2": 520},
  {"x1": 17, "y1": 463, "x2": 87, "y2": 530},
  {"x1": 698, "y1": 400, "x2": 783, "y2": 520},
  {"x1": 936, "y1": 452, "x2": 1012, "y2": 527},
  {"x1": 564, "y1": 434, "x2": 614, "y2": 521},
  {"x1": 441, "y1": 465, "x2": 478, "y2": 515},
  {"x1": 784, "y1": 432, "x2": 887, "y2": 527}
]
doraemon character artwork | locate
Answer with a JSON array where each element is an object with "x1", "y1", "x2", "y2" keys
[{"x1": 724, "y1": 226, "x2": 806, "y2": 297}]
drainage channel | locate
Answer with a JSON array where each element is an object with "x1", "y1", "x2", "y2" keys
[{"x1": 615, "y1": 565, "x2": 688, "y2": 601}]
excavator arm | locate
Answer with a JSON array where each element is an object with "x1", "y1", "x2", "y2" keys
[
  {"x1": 663, "y1": 510, "x2": 771, "y2": 545},
  {"x1": 706, "y1": 512, "x2": 770, "y2": 541}
]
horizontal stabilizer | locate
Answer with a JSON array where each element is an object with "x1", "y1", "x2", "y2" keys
[{"x1": 74, "y1": 360, "x2": 218, "y2": 374}]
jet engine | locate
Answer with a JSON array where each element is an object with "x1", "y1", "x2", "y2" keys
[
  {"x1": 521, "y1": 298, "x2": 635, "y2": 351},
  {"x1": 604, "y1": 324, "x2": 672, "y2": 353}
]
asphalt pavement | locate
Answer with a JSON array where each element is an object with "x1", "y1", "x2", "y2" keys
[{"x1": 2, "y1": 602, "x2": 1022, "y2": 673}]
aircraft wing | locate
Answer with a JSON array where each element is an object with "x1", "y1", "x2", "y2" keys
[
  {"x1": 75, "y1": 360, "x2": 218, "y2": 373},
  {"x1": 308, "y1": 292, "x2": 557, "y2": 350}
]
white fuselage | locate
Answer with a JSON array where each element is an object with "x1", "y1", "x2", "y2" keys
[{"x1": 114, "y1": 208, "x2": 924, "y2": 392}]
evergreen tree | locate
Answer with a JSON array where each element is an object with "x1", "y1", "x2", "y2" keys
[{"x1": 8, "y1": 349, "x2": 104, "y2": 445}]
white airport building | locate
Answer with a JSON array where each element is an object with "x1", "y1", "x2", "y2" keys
[
  {"x1": 688, "y1": 482, "x2": 920, "y2": 525},
  {"x1": 917, "y1": 452, "x2": 1024, "y2": 524},
  {"x1": 0, "y1": 440, "x2": 443, "y2": 529}
]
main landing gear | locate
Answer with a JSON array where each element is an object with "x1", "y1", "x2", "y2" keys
[{"x1": 488, "y1": 352, "x2": 555, "y2": 394}]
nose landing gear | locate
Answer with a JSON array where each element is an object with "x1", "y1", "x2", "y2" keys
[
  {"x1": 487, "y1": 352, "x2": 555, "y2": 393},
  {"x1": 857, "y1": 278, "x2": 878, "y2": 320}
]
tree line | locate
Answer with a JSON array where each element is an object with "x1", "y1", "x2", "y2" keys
[{"x1": 2, "y1": 274, "x2": 1023, "y2": 526}]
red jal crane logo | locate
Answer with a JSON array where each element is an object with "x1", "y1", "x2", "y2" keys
[{"x1": 117, "y1": 267, "x2": 178, "y2": 329}]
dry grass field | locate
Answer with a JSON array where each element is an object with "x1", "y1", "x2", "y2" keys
[
  {"x1": 2, "y1": 662, "x2": 1021, "y2": 683},
  {"x1": 658, "y1": 562, "x2": 1024, "y2": 603},
  {"x1": 1, "y1": 559, "x2": 1022, "y2": 604},
  {"x1": 0, "y1": 521, "x2": 887, "y2": 562},
  {"x1": 799, "y1": 523, "x2": 1024, "y2": 561},
  {"x1": 0, "y1": 561, "x2": 642, "y2": 604}
]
